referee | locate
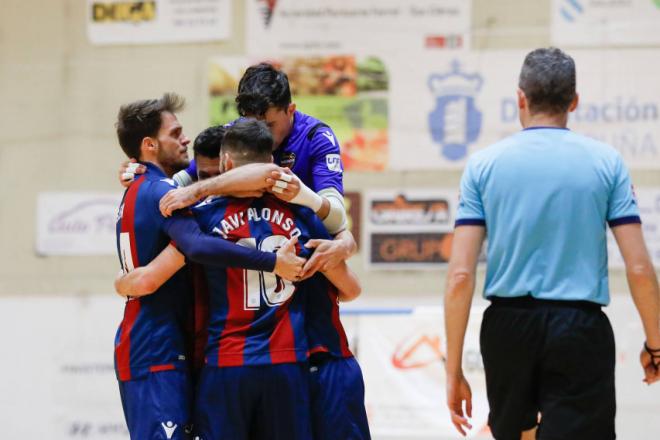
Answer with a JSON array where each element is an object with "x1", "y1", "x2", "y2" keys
[{"x1": 444, "y1": 47, "x2": 660, "y2": 440}]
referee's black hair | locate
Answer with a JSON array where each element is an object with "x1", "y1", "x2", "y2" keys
[
  {"x1": 193, "y1": 125, "x2": 225, "y2": 159},
  {"x1": 235, "y1": 63, "x2": 291, "y2": 117},
  {"x1": 221, "y1": 120, "x2": 273, "y2": 164},
  {"x1": 519, "y1": 47, "x2": 576, "y2": 116},
  {"x1": 116, "y1": 92, "x2": 185, "y2": 159}
]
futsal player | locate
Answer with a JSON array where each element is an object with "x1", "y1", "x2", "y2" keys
[
  {"x1": 113, "y1": 94, "x2": 303, "y2": 440},
  {"x1": 118, "y1": 120, "x2": 362, "y2": 439}
]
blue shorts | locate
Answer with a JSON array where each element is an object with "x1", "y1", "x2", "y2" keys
[
  {"x1": 118, "y1": 370, "x2": 193, "y2": 440},
  {"x1": 309, "y1": 355, "x2": 371, "y2": 440},
  {"x1": 194, "y1": 363, "x2": 312, "y2": 440}
]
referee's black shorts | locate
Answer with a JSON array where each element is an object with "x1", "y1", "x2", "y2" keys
[{"x1": 480, "y1": 295, "x2": 616, "y2": 440}]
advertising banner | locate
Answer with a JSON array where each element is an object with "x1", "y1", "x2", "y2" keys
[
  {"x1": 36, "y1": 192, "x2": 122, "y2": 256},
  {"x1": 208, "y1": 55, "x2": 389, "y2": 171},
  {"x1": 358, "y1": 308, "x2": 491, "y2": 438},
  {"x1": 552, "y1": 0, "x2": 660, "y2": 47},
  {"x1": 364, "y1": 190, "x2": 460, "y2": 269},
  {"x1": 87, "y1": 0, "x2": 231, "y2": 45},
  {"x1": 245, "y1": 0, "x2": 470, "y2": 55},
  {"x1": 386, "y1": 50, "x2": 660, "y2": 170},
  {"x1": 3, "y1": 295, "x2": 658, "y2": 439}
]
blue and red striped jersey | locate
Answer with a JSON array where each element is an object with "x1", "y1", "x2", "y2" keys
[
  {"x1": 114, "y1": 163, "x2": 277, "y2": 381},
  {"x1": 192, "y1": 194, "x2": 330, "y2": 367},
  {"x1": 114, "y1": 163, "x2": 192, "y2": 381},
  {"x1": 304, "y1": 274, "x2": 353, "y2": 359}
]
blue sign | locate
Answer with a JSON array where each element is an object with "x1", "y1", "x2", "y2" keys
[{"x1": 428, "y1": 60, "x2": 483, "y2": 161}]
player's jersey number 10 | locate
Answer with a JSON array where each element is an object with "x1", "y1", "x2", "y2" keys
[{"x1": 237, "y1": 235, "x2": 296, "y2": 311}]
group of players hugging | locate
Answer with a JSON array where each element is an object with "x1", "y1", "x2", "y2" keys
[{"x1": 113, "y1": 63, "x2": 371, "y2": 440}]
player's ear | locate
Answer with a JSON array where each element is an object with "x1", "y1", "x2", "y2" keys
[
  {"x1": 140, "y1": 136, "x2": 158, "y2": 158},
  {"x1": 222, "y1": 152, "x2": 234, "y2": 172},
  {"x1": 516, "y1": 88, "x2": 527, "y2": 110},
  {"x1": 287, "y1": 102, "x2": 296, "y2": 116},
  {"x1": 568, "y1": 93, "x2": 579, "y2": 113}
]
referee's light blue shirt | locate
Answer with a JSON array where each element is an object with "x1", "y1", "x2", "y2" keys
[{"x1": 456, "y1": 127, "x2": 641, "y2": 305}]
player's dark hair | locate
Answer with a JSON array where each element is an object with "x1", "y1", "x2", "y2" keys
[
  {"x1": 193, "y1": 125, "x2": 225, "y2": 159},
  {"x1": 519, "y1": 47, "x2": 576, "y2": 115},
  {"x1": 222, "y1": 120, "x2": 273, "y2": 164},
  {"x1": 116, "y1": 93, "x2": 185, "y2": 159},
  {"x1": 235, "y1": 63, "x2": 291, "y2": 117}
]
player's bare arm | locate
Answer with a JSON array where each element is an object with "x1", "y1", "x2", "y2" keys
[
  {"x1": 321, "y1": 260, "x2": 361, "y2": 302},
  {"x1": 115, "y1": 235, "x2": 305, "y2": 298},
  {"x1": 444, "y1": 225, "x2": 485, "y2": 436},
  {"x1": 115, "y1": 243, "x2": 185, "y2": 297},
  {"x1": 611, "y1": 222, "x2": 660, "y2": 385},
  {"x1": 159, "y1": 163, "x2": 285, "y2": 217}
]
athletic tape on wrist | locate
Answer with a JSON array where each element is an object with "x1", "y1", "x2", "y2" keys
[{"x1": 290, "y1": 180, "x2": 323, "y2": 212}]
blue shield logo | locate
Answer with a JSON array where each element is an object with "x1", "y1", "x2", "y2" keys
[{"x1": 428, "y1": 61, "x2": 483, "y2": 161}]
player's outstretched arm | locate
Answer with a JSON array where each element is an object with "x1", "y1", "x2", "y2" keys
[
  {"x1": 115, "y1": 244, "x2": 185, "y2": 297},
  {"x1": 163, "y1": 215, "x2": 278, "y2": 272},
  {"x1": 611, "y1": 223, "x2": 660, "y2": 385},
  {"x1": 444, "y1": 225, "x2": 485, "y2": 436},
  {"x1": 321, "y1": 260, "x2": 361, "y2": 302},
  {"x1": 159, "y1": 163, "x2": 283, "y2": 217}
]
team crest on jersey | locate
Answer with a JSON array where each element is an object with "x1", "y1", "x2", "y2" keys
[
  {"x1": 280, "y1": 152, "x2": 296, "y2": 168},
  {"x1": 428, "y1": 60, "x2": 483, "y2": 161},
  {"x1": 326, "y1": 154, "x2": 342, "y2": 172}
]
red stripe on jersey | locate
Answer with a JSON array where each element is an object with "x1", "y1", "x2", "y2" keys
[
  {"x1": 116, "y1": 176, "x2": 145, "y2": 381},
  {"x1": 116, "y1": 299, "x2": 140, "y2": 381},
  {"x1": 149, "y1": 363, "x2": 175, "y2": 373},
  {"x1": 120, "y1": 176, "x2": 144, "y2": 270},
  {"x1": 217, "y1": 199, "x2": 254, "y2": 367},
  {"x1": 308, "y1": 346, "x2": 330, "y2": 356},
  {"x1": 264, "y1": 196, "x2": 299, "y2": 362},
  {"x1": 328, "y1": 284, "x2": 353, "y2": 357}
]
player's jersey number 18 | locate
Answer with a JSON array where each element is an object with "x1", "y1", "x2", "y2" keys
[{"x1": 237, "y1": 235, "x2": 296, "y2": 311}]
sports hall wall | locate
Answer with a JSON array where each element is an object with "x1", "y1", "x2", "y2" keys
[
  {"x1": 3, "y1": 1, "x2": 660, "y2": 439},
  {"x1": 1, "y1": 0, "x2": 659, "y2": 300}
]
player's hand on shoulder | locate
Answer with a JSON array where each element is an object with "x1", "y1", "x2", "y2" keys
[
  {"x1": 266, "y1": 168, "x2": 301, "y2": 202},
  {"x1": 118, "y1": 158, "x2": 145, "y2": 188},
  {"x1": 274, "y1": 236, "x2": 306, "y2": 282},
  {"x1": 159, "y1": 186, "x2": 200, "y2": 217},
  {"x1": 301, "y1": 238, "x2": 350, "y2": 278}
]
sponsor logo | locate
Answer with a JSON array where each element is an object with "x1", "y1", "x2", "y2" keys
[
  {"x1": 559, "y1": 0, "x2": 584, "y2": 22},
  {"x1": 425, "y1": 34, "x2": 463, "y2": 49},
  {"x1": 256, "y1": 0, "x2": 278, "y2": 27},
  {"x1": 91, "y1": 1, "x2": 156, "y2": 23},
  {"x1": 161, "y1": 421, "x2": 177, "y2": 439},
  {"x1": 326, "y1": 154, "x2": 343, "y2": 172},
  {"x1": 322, "y1": 130, "x2": 336, "y2": 147},
  {"x1": 392, "y1": 334, "x2": 445, "y2": 369},
  {"x1": 428, "y1": 60, "x2": 483, "y2": 161},
  {"x1": 370, "y1": 195, "x2": 450, "y2": 226},
  {"x1": 280, "y1": 152, "x2": 296, "y2": 168}
]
